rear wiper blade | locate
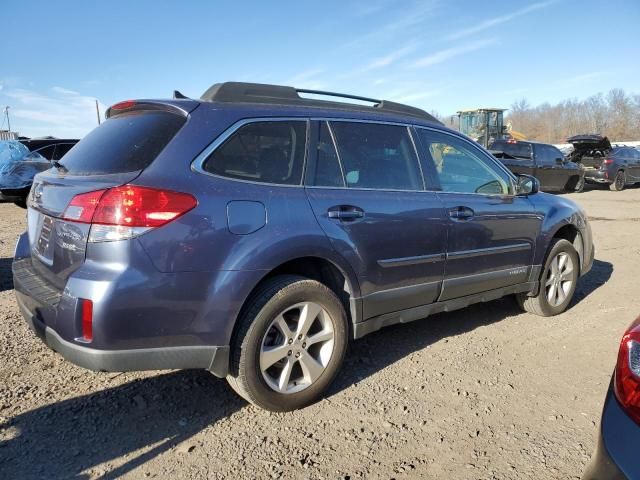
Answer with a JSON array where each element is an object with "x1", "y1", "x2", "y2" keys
[{"x1": 52, "y1": 160, "x2": 68, "y2": 173}]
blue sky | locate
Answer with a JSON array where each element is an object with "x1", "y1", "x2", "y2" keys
[{"x1": 2, "y1": 0, "x2": 639, "y2": 138}]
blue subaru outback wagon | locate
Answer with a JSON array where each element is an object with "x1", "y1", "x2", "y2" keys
[{"x1": 13, "y1": 82, "x2": 594, "y2": 411}]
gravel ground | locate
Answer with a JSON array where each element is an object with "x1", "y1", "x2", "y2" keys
[{"x1": 0, "y1": 185, "x2": 636, "y2": 479}]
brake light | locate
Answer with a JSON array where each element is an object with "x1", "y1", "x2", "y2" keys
[
  {"x1": 62, "y1": 185, "x2": 197, "y2": 242},
  {"x1": 602, "y1": 158, "x2": 614, "y2": 165},
  {"x1": 614, "y1": 317, "x2": 640, "y2": 425},
  {"x1": 110, "y1": 100, "x2": 136, "y2": 111},
  {"x1": 81, "y1": 299, "x2": 93, "y2": 342},
  {"x1": 507, "y1": 139, "x2": 517, "y2": 144}
]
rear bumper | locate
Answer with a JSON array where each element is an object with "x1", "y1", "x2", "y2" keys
[
  {"x1": 584, "y1": 169, "x2": 610, "y2": 184},
  {"x1": 11, "y1": 229, "x2": 249, "y2": 378},
  {"x1": 583, "y1": 386, "x2": 640, "y2": 480},
  {"x1": 16, "y1": 290, "x2": 230, "y2": 376}
]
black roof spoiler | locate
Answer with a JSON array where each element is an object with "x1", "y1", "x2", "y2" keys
[{"x1": 200, "y1": 82, "x2": 442, "y2": 124}]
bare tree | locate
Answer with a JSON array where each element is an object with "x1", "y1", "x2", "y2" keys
[{"x1": 504, "y1": 89, "x2": 640, "y2": 143}]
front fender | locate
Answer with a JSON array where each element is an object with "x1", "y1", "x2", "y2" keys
[{"x1": 529, "y1": 193, "x2": 593, "y2": 274}]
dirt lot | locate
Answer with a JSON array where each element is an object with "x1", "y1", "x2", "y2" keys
[{"x1": 0, "y1": 185, "x2": 636, "y2": 479}]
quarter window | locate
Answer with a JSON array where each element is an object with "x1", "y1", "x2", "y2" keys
[
  {"x1": 329, "y1": 122, "x2": 422, "y2": 191},
  {"x1": 203, "y1": 121, "x2": 307, "y2": 185},
  {"x1": 417, "y1": 129, "x2": 511, "y2": 195}
]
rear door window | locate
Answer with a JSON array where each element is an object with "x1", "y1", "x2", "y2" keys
[
  {"x1": 329, "y1": 122, "x2": 422, "y2": 191},
  {"x1": 204, "y1": 121, "x2": 307, "y2": 185},
  {"x1": 59, "y1": 110, "x2": 186, "y2": 175}
]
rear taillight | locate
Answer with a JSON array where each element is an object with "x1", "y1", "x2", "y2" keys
[
  {"x1": 602, "y1": 158, "x2": 614, "y2": 166},
  {"x1": 614, "y1": 317, "x2": 640, "y2": 425},
  {"x1": 62, "y1": 185, "x2": 197, "y2": 242},
  {"x1": 63, "y1": 189, "x2": 107, "y2": 223}
]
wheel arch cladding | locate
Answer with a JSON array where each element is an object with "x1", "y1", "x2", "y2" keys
[
  {"x1": 550, "y1": 223, "x2": 584, "y2": 274},
  {"x1": 229, "y1": 255, "x2": 362, "y2": 347}
]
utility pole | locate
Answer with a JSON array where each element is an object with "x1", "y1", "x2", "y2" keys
[
  {"x1": 4, "y1": 106, "x2": 10, "y2": 132},
  {"x1": 95, "y1": 100, "x2": 101, "y2": 125}
]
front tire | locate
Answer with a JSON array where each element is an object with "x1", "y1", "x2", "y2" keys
[
  {"x1": 227, "y1": 275, "x2": 348, "y2": 411},
  {"x1": 610, "y1": 170, "x2": 625, "y2": 191},
  {"x1": 517, "y1": 238, "x2": 579, "y2": 316}
]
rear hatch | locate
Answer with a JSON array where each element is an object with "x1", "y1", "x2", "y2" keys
[
  {"x1": 566, "y1": 134, "x2": 611, "y2": 168},
  {"x1": 26, "y1": 100, "x2": 196, "y2": 291}
]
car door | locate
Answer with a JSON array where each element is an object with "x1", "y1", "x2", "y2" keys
[
  {"x1": 533, "y1": 144, "x2": 564, "y2": 191},
  {"x1": 305, "y1": 120, "x2": 448, "y2": 320},
  {"x1": 623, "y1": 148, "x2": 640, "y2": 181},
  {"x1": 414, "y1": 127, "x2": 541, "y2": 301}
]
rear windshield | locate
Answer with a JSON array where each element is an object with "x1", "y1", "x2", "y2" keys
[
  {"x1": 60, "y1": 110, "x2": 185, "y2": 175},
  {"x1": 489, "y1": 141, "x2": 532, "y2": 159}
]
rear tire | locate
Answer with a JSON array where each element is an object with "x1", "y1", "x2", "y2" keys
[
  {"x1": 517, "y1": 238, "x2": 579, "y2": 316},
  {"x1": 610, "y1": 171, "x2": 625, "y2": 191},
  {"x1": 226, "y1": 275, "x2": 348, "y2": 411}
]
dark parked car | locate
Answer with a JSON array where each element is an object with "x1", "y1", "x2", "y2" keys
[
  {"x1": 583, "y1": 316, "x2": 640, "y2": 479},
  {"x1": 489, "y1": 139, "x2": 585, "y2": 193},
  {"x1": 13, "y1": 82, "x2": 594, "y2": 411},
  {"x1": 566, "y1": 134, "x2": 640, "y2": 191},
  {"x1": 0, "y1": 138, "x2": 78, "y2": 207}
]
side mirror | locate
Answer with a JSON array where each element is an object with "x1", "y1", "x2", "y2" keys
[
  {"x1": 516, "y1": 174, "x2": 539, "y2": 196},
  {"x1": 555, "y1": 157, "x2": 564, "y2": 165}
]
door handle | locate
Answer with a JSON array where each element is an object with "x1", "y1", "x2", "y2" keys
[
  {"x1": 448, "y1": 206, "x2": 474, "y2": 220},
  {"x1": 328, "y1": 205, "x2": 364, "y2": 221}
]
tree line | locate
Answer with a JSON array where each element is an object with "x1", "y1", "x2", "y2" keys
[
  {"x1": 433, "y1": 88, "x2": 640, "y2": 144},
  {"x1": 506, "y1": 89, "x2": 640, "y2": 143}
]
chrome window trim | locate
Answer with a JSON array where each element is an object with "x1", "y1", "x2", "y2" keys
[
  {"x1": 191, "y1": 115, "x2": 516, "y2": 195},
  {"x1": 191, "y1": 117, "x2": 310, "y2": 188},
  {"x1": 324, "y1": 121, "x2": 347, "y2": 187}
]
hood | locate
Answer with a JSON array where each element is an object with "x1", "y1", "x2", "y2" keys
[{"x1": 566, "y1": 134, "x2": 611, "y2": 152}]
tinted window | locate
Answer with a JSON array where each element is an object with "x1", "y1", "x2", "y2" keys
[
  {"x1": 52, "y1": 143, "x2": 75, "y2": 160},
  {"x1": 535, "y1": 145, "x2": 556, "y2": 165},
  {"x1": 330, "y1": 122, "x2": 422, "y2": 190},
  {"x1": 33, "y1": 145, "x2": 56, "y2": 160},
  {"x1": 204, "y1": 121, "x2": 306, "y2": 185},
  {"x1": 312, "y1": 122, "x2": 344, "y2": 187},
  {"x1": 488, "y1": 140, "x2": 532, "y2": 159},
  {"x1": 418, "y1": 129, "x2": 511, "y2": 195},
  {"x1": 60, "y1": 111, "x2": 185, "y2": 175},
  {"x1": 536, "y1": 145, "x2": 562, "y2": 165}
]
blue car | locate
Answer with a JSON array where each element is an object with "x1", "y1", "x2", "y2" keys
[
  {"x1": 583, "y1": 317, "x2": 640, "y2": 479},
  {"x1": 13, "y1": 82, "x2": 595, "y2": 411},
  {"x1": 0, "y1": 139, "x2": 78, "y2": 207}
]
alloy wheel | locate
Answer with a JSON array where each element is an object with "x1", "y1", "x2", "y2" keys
[
  {"x1": 545, "y1": 252, "x2": 574, "y2": 307},
  {"x1": 259, "y1": 302, "x2": 335, "y2": 394}
]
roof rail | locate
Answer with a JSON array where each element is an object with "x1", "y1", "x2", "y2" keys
[{"x1": 200, "y1": 82, "x2": 441, "y2": 124}]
